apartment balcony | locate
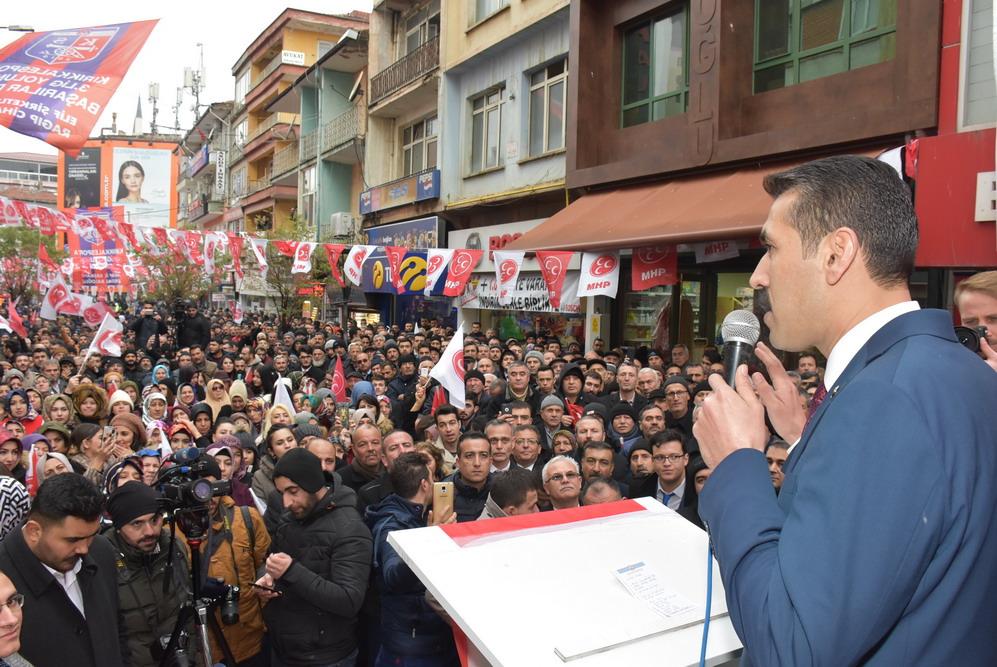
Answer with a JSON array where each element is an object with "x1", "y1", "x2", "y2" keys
[
  {"x1": 321, "y1": 104, "x2": 363, "y2": 163},
  {"x1": 187, "y1": 193, "x2": 224, "y2": 227},
  {"x1": 271, "y1": 141, "x2": 299, "y2": 183},
  {"x1": 369, "y1": 37, "x2": 439, "y2": 116},
  {"x1": 0, "y1": 169, "x2": 57, "y2": 190},
  {"x1": 299, "y1": 130, "x2": 318, "y2": 162},
  {"x1": 242, "y1": 175, "x2": 297, "y2": 214},
  {"x1": 244, "y1": 52, "x2": 306, "y2": 113},
  {"x1": 242, "y1": 113, "x2": 299, "y2": 161}
]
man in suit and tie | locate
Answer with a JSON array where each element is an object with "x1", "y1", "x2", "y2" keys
[{"x1": 694, "y1": 155, "x2": 997, "y2": 665}]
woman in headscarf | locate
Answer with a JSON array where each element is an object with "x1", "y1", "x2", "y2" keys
[
  {"x1": 70, "y1": 423, "x2": 117, "y2": 488},
  {"x1": 72, "y1": 384, "x2": 108, "y2": 426},
  {"x1": 148, "y1": 363, "x2": 171, "y2": 389},
  {"x1": 40, "y1": 451, "x2": 73, "y2": 480},
  {"x1": 141, "y1": 390, "x2": 169, "y2": 427},
  {"x1": 145, "y1": 420, "x2": 172, "y2": 457},
  {"x1": 189, "y1": 402, "x2": 215, "y2": 445},
  {"x1": 110, "y1": 412, "x2": 147, "y2": 456},
  {"x1": 42, "y1": 394, "x2": 75, "y2": 429},
  {"x1": 24, "y1": 388, "x2": 42, "y2": 415},
  {"x1": 0, "y1": 430, "x2": 25, "y2": 484},
  {"x1": 175, "y1": 382, "x2": 198, "y2": 410},
  {"x1": 100, "y1": 456, "x2": 144, "y2": 495},
  {"x1": 3, "y1": 389, "x2": 42, "y2": 435},
  {"x1": 203, "y1": 378, "x2": 232, "y2": 424},
  {"x1": 0, "y1": 476, "x2": 30, "y2": 541},
  {"x1": 227, "y1": 379, "x2": 248, "y2": 414},
  {"x1": 353, "y1": 392, "x2": 393, "y2": 435},
  {"x1": 120, "y1": 380, "x2": 141, "y2": 409},
  {"x1": 245, "y1": 398, "x2": 266, "y2": 434}
]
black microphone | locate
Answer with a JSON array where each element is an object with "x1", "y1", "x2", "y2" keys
[{"x1": 721, "y1": 310, "x2": 761, "y2": 387}]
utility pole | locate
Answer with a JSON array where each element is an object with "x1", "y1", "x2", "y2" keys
[
  {"x1": 148, "y1": 82, "x2": 160, "y2": 135},
  {"x1": 172, "y1": 86, "x2": 183, "y2": 131}
]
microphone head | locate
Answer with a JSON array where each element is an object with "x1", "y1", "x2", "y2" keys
[{"x1": 721, "y1": 309, "x2": 761, "y2": 346}]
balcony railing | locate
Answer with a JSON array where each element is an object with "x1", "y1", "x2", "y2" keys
[
  {"x1": 251, "y1": 54, "x2": 283, "y2": 87},
  {"x1": 299, "y1": 130, "x2": 318, "y2": 160},
  {"x1": 370, "y1": 36, "x2": 439, "y2": 104},
  {"x1": 247, "y1": 112, "x2": 298, "y2": 144},
  {"x1": 0, "y1": 170, "x2": 57, "y2": 185},
  {"x1": 248, "y1": 176, "x2": 272, "y2": 196},
  {"x1": 321, "y1": 105, "x2": 362, "y2": 154},
  {"x1": 273, "y1": 142, "x2": 299, "y2": 177}
]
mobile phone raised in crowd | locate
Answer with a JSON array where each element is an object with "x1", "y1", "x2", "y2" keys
[
  {"x1": 433, "y1": 482, "x2": 454, "y2": 519},
  {"x1": 420, "y1": 367, "x2": 430, "y2": 378},
  {"x1": 103, "y1": 425, "x2": 115, "y2": 439}
]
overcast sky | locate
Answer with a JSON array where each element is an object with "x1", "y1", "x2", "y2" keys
[{"x1": 0, "y1": 1, "x2": 373, "y2": 155}]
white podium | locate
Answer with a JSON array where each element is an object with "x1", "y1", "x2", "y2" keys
[{"x1": 389, "y1": 497, "x2": 743, "y2": 667}]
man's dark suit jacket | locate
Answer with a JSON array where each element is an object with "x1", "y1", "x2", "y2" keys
[
  {"x1": 700, "y1": 309, "x2": 997, "y2": 665},
  {"x1": 0, "y1": 528, "x2": 127, "y2": 667}
]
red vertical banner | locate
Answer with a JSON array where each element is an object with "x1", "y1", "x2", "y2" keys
[
  {"x1": 442, "y1": 249, "x2": 483, "y2": 297},
  {"x1": 227, "y1": 233, "x2": 245, "y2": 279},
  {"x1": 384, "y1": 246, "x2": 408, "y2": 293},
  {"x1": 323, "y1": 244, "x2": 347, "y2": 287},
  {"x1": 535, "y1": 251, "x2": 574, "y2": 309},
  {"x1": 631, "y1": 245, "x2": 678, "y2": 290}
]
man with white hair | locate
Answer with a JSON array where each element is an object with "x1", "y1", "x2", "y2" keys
[{"x1": 542, "y1": 456, "x2": 582, "y2": 510}]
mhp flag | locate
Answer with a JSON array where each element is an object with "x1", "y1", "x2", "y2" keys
[{"x1": 0, "y1": 21, "x2": 157, "y2": 154}]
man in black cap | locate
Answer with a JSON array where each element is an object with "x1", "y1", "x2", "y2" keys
[
  {"x1": 255, "y1": 448, "x2": 372, "y2": 667},
  {"x1": 387, "y1": 353, "x2": 419, "y2": 403},
  {"x1": 104, "y1": 480, "x2": 194, "y2": 667}
]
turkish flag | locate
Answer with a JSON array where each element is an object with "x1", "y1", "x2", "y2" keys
[
  {"x1": 631, "y1": 245, "x2": 678, "y2": 290},
  {"x1": 38, "y1": 243, "x2": 59, "y2": 272},
  {"x1": 228, "y1": 299, "x2": 244, "y2": 325},
  {"x1": 87, "y1": 313, "x2": 124, "y2": 357},
  {"x1": 40, "y1": 277, "x2": 72, "y2": 320},
  {"x1": 429, "y1": 323, "x2": 465, "y2": 409},
  {"x1": 492, "y1": 250, "x2": 524, "y2": 306},
  {"x1": 384, "y1": 246, "x2": 408, "y2": 293},
  {"x1": 323, "y1": 244, "x2": 346, "y2": 287},
  {"x1": 536, "y1": 251, "x2": 574, "y2": 309},
  {"x1": 330, "y1": 355, "x2": 347, "y2": 403},
  {"x1": 4, "y1": 301, "x2": 27, "y2": 338},
  {"x1": 442, "y1": 249, "x2": 482, "y2": 297}
]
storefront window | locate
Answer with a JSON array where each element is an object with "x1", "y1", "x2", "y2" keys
[
  {"x1": 623, "y1": 286, "x2": 672, "y2": 347},
  {"x1": 714, "y1": 273, "x2": 754, "y2": 340}
]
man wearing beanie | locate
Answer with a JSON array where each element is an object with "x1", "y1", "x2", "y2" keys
[
  {"x1": 256, "y1": 447, "x2": 372, "y2": 667},
  {"x1": 104, "y1": 481, "x2": 194, "y2": 667}
]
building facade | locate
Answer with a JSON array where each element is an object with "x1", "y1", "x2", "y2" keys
[
  {"x1": 177, "y1": 102, "x2": 233, "y2": 231},
  {"x1": 0, "y1": 152, "x2": 57, "y2": 206}
]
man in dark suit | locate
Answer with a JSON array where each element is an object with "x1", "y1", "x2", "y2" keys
[
  {"x1": 695, "y1": 156, "x2": 997, "y2": 665},
  {"x1": 0, "y1": 474, "x2": 127, "y2": 667}
]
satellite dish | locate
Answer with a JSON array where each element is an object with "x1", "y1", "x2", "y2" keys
[{"x1": 348, "y1": 71, "x2": 365, "y2": 102}]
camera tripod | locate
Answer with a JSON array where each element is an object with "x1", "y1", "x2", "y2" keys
[{"x1": 159, "y1": 535, "x2": 237, "y2": 667}]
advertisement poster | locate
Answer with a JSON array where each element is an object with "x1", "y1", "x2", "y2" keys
[
  {"x1": 111, "y1": 146, "x2": 172, "y2": 227},
  {"x1": 61, "y1": 147, "x2": 102, "y2": 208},
  {"x1": 362, "y1": 216, "x2": 446, "y2": 295},
  {"x1": 67, "y1": 218, "x2": 129, "y2": 291}
]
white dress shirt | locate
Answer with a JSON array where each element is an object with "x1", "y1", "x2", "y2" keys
[
  {"x1": 657, "y1": 478, "x2": 685, "y2": 511},
  {"x1": 44, "y1": 558, "x2": 85, "y2": 618},
  {"x1": 788, "y1": 300, "x2": 920, "y2": 454}
]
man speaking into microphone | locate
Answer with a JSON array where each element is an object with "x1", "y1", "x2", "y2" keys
[{"x1": 694, "y1": 156, "x2": 997, "y2": 665}]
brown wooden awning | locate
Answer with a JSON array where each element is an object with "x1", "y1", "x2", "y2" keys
[{"x1": 503, "y1": 155, "x2": 881, "y2": 252}]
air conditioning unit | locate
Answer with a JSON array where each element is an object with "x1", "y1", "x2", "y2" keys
[{"x1": 328, "y1": 212, "x2": 356, "y2": 237}]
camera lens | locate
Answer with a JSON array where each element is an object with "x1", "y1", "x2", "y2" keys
[{"x1": 189, "y1": 478, "x2": 213, "y2": 503}]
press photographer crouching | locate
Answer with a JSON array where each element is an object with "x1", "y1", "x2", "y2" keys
[{"x1": 104, "y1": 481, "x2": 195, "y2": 667}]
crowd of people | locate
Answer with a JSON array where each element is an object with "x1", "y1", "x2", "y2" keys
[{"x1": 0, "y1": 266, "x2": 991, "y2": 667}]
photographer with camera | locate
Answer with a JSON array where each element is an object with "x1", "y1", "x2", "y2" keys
[
  {"x1": 128, "y1": 300, "x2": 167, "y2": 358},
  {"x1": 183, "y1": 456, "x2": 271, "y2": 666},
  {"x1": 104, "y1": 481, "x2": 195, "y2": 667},
  {"x1": 954, "y1": 270, "x2": 997, "y2": 373}
]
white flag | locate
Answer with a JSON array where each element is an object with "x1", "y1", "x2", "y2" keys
[
  {"x1": 291, "y1": 242, "x2": 317, "y2": 274},
  {"x1": 492, "y1": 250, "x2": 525, "y2": 306},
  {"x1": 248, "y1": 237, "x2": 269, "y2": 282},
  {"x1": 86, "y1": 313, "x2": 124, "y2": 358},
  {"x1": 429, "y1": 322, "x2": 465, "y2": 409},
  {"x1": 39, "y1": 275, "x2": 73, "y2": 320},
  {"x1": 344, "y1": 245, "x2": 375, "y2": 286},
  {"x1": 228, "y1": 300, "x2": 244, "y2": 325},
  {"x1": 577, "y1": 251, "x2": 621, "y2": 298},
  {"x1": 273, "y1": 378, "x2": 297, "y2": 416},
  {"x1": 424, "y1": 248, "x2": 454, "y2": 296}
]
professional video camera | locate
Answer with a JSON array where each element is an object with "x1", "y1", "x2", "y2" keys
[{"x1": 154, "y1": 448, "x2": 239, "y2": 667}]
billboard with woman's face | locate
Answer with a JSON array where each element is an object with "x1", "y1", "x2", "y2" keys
[{"x1": 57, "y1": 139, "x2": 179, "y2": 228}]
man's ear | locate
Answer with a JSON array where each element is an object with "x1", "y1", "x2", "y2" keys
[
  {"x1": 824, "y1": 227, "x2": 860, "y2": 286},
  {"x1": 22, "y1": 519, "x2": 42, "y2": 547}
]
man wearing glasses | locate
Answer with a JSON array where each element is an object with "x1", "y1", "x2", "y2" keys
[
  {"x1": 0, "y1": 570, "x2": 28, "y2": 666},
  {"x1": 661, "y1": 376, "x2": 693, "y2": 438},
  {"x1": 0, "y1": 474, "x2": 127, "y2": 666},
  {"x1": 632, "y1": 429, "x2": 696, "y2": 516},
  {"x1": 542, "y1": 456, "x2": 582, "y2": 510}
]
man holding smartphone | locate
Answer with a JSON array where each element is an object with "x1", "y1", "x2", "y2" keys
[{"x1": 254, "y1": 448, "x2": 372, "y2": 667}]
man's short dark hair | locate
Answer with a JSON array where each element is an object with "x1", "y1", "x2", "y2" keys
[
  {"x1": 456, "y1": 431, "x2": 489, "y2": 457},
  {"x1": 513, "y1": 424, "x2": 540, "y2": 440},
  {"x1": 30, "y1": 473, "x2": 104, "y2": 524},
  {"x1": 763, "y1": 155, "x2": 917, "y2": 287},
  {"x1": 650, "y1": 429, "x2": 687, "y2": 453},
  {"x1": 506, "y1": 400, "x2": 531, "y2": 413},
  {"x1": 581, "y1": 440, "x2": 614, "y2": 456},
  {"x1": 766, "y1": 439, "x2": 791, "y2": 453},
  {"x1": 390, "y1": 451, "x2": 431, "y2": 499},
  {"x1": 580, "y1": 477, "x2": 621, "y2": 504},
  {"x1": 490, "y1": 468, "x2": 539, "y2": 510},
  {"x1": 434, "y1": 404, "x2": 459, "y2": 423},
  {"x1": 189, "y1": 344, "x2": 203, "y2": 353}
]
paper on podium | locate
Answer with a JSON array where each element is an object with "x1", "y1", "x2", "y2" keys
[{"x1": 388, "y1": 497, "x2": 742, "y2": 666}]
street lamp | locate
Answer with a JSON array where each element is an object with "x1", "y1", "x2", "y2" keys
[{"x1": 0, "y1": 26, "x2": 34, "y2": 32}]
